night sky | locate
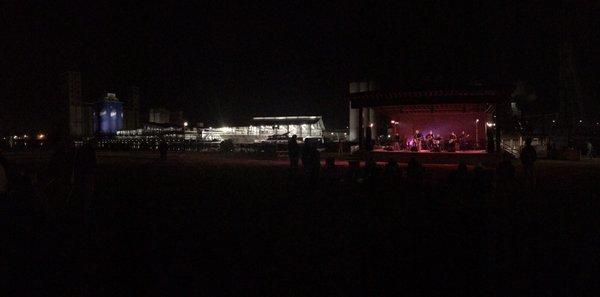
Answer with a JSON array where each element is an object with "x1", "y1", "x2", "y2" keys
[{"x1": 2, "y1": 1, "x2": 599, "y2": 133}]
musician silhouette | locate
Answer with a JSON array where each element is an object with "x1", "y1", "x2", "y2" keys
[
  {"x1": 414, "y1": 130, "x2": 423, "y2": 151},
  {"x1": 426, "y1": 130, "x2": 434, "y2": 150},
  {"x1": 459, "y1": 131, "x2": 469, "y2": 151},
  {"x1": 448, "y1": 131, "x2": 457, "y2": 152}
]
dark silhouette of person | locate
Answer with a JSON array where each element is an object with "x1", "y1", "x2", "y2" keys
[
  {"x1": 520, "y1": 138, "x2": 537, "y2": 184},
  {"x1": 45, "y1": 139, "x2": 75, "y2": 215},
  {"x1": 383, "y1": 158, "x2": 400, "y2": 186},
  {"x1": 0, "y1": 149, "x2": 10, "y2": 197},
  {"x1": 471, "y1": 163, "x2": 487, "y2": 198},
  {"x1": 393, "y1": 134, "x2": 401, "y2": 151},
  {"x1": 497, "y1": 152, "x2": 515, "y2": 181},
  {"x1": 546, "y1": 140, "x2": 556, "y2": 159},
  {"x1": 288, "y1": 135, "x2": 299, "y2": 172},
  {"x1": 457, "y1": 160, "x2": 468, "y2": 178},
  {"x1": 406, "y1": 157, "x2": 423, "y2": 188},
  {"x1": 364, "y1": 157, "x2": 378, "y2": 181},
  {"x1": 448, "y1": 132, "x2": 457, "y2": 152},
  {"x1": 309, "y1": 144, "x2": 321, "y2": 181},
  {"x1": 73, "y1": 140, "x2": 98, "y2": 214},
  {"x1": 486, "y1": 128, "x2": 495, "y2": 153},
  {"x1": 159, "y1": 140, "x2": 168, "y2": 161},
  {"x1": 459, "y1": 131, "x2": 468, "y2": 151},
  {"x1": 301, "y1": 141, "x2": 320, "y2": 182},
  {"x1": 365, "y1": 127, "x2": 373, "y2": 151},
  {"x1": 384, "y1": 158, "x2": 400, "y2": 177}
]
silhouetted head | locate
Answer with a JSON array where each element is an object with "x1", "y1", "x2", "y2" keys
[
  {"x1": 291, "y1": 135, "x2": 297, "y2": 140},
  {"x1": 457, "y1": 161, "x2": 468, "y2": 174},
  {"x1": 525, "y1": 138, "x2": 533, "y2": 146},
  {"x1": 86, "y1": 138, "x2": 97, "y2": 149}
]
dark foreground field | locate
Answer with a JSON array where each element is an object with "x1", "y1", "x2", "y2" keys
[{"x1": 4, "y1": 152, "x2": 600, "y2": 296}]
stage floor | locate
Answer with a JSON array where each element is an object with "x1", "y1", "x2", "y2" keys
[{"x1": 368, "y1": 149, "x2": 499, "y2": 166}]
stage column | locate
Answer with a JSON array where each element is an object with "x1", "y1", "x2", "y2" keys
[{"x1": 358, "y1": 107, "x2": 364, "y2": 150}]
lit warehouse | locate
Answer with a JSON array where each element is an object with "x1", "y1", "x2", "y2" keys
[{"x1": 201, "y1": 116, "x2": 325, "y2": 143}]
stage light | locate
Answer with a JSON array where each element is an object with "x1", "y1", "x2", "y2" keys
[
  {"x1": 579, "y1": 120, "x2": 583, "y2": 123},
  {"x1": 369, "y1": 123, "x2": 374, "y2": 128},
  {"x1": 183, "y1": 121, "x2": 189, "y2": 127},
  {"x1": 475, "y1": 119, "x2": 479, "y2": 123},
  {"x1": 486, "y1": 122, "x2": 493, "y2": 127},
  {"x1": 37, "y1": 133, "x2": 45, "y2": 140},
  {"x1": 390, "y1": 120, "x2": 395, "y2": 124},
  {"x1": 552, "y1": 120, "x2": 556, "y2": 123}
]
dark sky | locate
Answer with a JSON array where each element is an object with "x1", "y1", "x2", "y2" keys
[{"x1": 2, "y1": 1, "x2": 599, "y2": 132}]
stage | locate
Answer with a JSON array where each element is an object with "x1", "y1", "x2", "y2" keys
[{"x1": 367, "y1": 149, "x2": 500, "y2": 166}]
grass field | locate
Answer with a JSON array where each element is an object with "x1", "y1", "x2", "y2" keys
[{"x1": 4, "y1": 152, "x2": 600, "y2": 295}]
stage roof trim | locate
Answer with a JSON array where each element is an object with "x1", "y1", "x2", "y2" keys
[
  {"x1": 349, "y1": 87, "x2": 511, "y2": 108},
  {"x1": 251, "y1": 115, "x2": 323, "y2": 125}
]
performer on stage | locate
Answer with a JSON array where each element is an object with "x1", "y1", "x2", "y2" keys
[
  {"x1": 393, "y1": 133, "x2": 401, "y2": 151},
  {"x1": 448, "y1": 131, "x2": 457, "y2": 152},
  {"x1": 413, "y1": 130, "x2": 423, "y2": 151},
  {"x1": 425, "y1": 130, "x2": 434, "y2": 150},
  {"x1": 432, "y1": 134, "x2": 442, "y2": 152},
  {"x1": 459, "y1": 131, "x2": 470, "y2": 151}
]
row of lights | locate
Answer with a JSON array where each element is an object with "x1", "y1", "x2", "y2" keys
[
  {"x1": 549, "y1": 120, "x2": 600, "y2": 125},
  {"x1": 4, "y1": 133, "x2": 45, "y2": 140}
]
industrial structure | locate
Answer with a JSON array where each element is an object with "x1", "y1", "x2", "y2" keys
[
  {"x1": 63, "y1": 71, "x2": 85, "y2": 138},
  {"x1": 201, "y1": 116, "x2": 325, "y2": 143},
  {"x1": 92, "y1": 93, "x2": 124, "y2": 135},
  {"x1": 59, "y1": 71, "x2": 141, "y2": 138}
]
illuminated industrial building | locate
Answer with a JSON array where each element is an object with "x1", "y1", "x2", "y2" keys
[
  {"x1": 201, "y1": 116, "x2": 325, "y2": 143},
  {"x1": 114, "y1": 115, "x2": 325, "y2": 144},
  {"x1": 58, "y1": 71, "x2": 142, "y2": 138},
  {"x1": 92, "y1": 93, "x2": 124, "y2": 135}
]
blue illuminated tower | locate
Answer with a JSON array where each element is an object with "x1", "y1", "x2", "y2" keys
[{"x1": 92, "y1": 93, "x2": 124, "y2": 135}]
